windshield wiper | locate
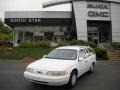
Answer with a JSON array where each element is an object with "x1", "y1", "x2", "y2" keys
[
  {"x1": 45, "y1": 57, "x2": 63, "y2": 59},
  {"x1": 45, "y1": 57, "x2": 73, "y2": 60},
  {"x1": 44, "y1": 57, "x2": 53, "y2": 59},
  {"x1": 53, "y1": 57, "x2": 63, "y2": 59}
]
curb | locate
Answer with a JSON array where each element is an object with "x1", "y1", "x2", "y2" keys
[{"x1": 97, "y1": 60, "x2": 120, "y2": 63}]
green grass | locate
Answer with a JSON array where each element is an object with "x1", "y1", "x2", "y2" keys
[{"x1": 0, "y1": 47, "x2": 50, "y2": 60}]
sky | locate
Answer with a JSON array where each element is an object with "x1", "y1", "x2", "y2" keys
[{"x1": 0, "y1": 0, "x2": 71, "y2": 21}]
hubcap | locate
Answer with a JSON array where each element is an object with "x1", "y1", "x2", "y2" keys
[
  {"x1": 71, "y1": 74, "x2": 76, "y2": 86},
  {"x1": 91, "y1": 65, "x2": 94, "y2": 71}
]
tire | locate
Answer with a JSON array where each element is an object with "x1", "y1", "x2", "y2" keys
[
  {"x1": 89, "y1": 63, "x2": 94, "y2": 73},
  {"x1": 67, "y1": 71, "x2": 77, "y2": 88}
]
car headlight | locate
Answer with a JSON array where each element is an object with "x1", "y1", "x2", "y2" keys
[
  {"x1": 26, "y1": 67, "x2": 33, "y2": 73},
  {"x1": 47, "y1": 71, "x2": 68, "y2": 76}
]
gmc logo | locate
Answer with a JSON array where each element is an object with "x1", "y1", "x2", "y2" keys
[{"x1": 88, "y1": 11, "x2": 110, "y2": 17}]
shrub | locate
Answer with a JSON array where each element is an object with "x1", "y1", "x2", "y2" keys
[
  {"x1": 85, "y1": 41, "x2": 97, "y2": 48},
  {"x1": 0, "y1": 34, "x2": 4, "y2": 40},
  {"x1": 94, "y1": 48, "x2": 108, "y2": 60},
  {"x1": 70, "y1": 40, "x2": 97, "y2": 48},
  {"x1": 0, "y1": 33, "x2": 13, "y2": 41},
  {"x1": 58, "y1": 40, "x2": 69, "y2": 46},
  {"x1": 19, "y1": 41, "x2": 50, "y2": 48},
  {"x1": 35, "y1": 41, "x2": 50, "y2": 48},
  {"x1": 111, "y1": 42, "x2": 120, "y2": 49},
  {"x1": 70, "y1": 40, "x2": 86, "y2": 45},
  {"x1": 19, "y1": 41, "x2": 31, "y2": 48}
]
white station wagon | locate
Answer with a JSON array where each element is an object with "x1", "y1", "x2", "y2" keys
[{"x1": 24, "y1": 46, "x2": 96, "y2": 88}]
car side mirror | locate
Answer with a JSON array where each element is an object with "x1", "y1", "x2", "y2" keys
[
  {"x1": 78, "y1": 57, "x2": 84, "y2": 61},
  {"x1": 43, "y1": 55, "x2": 46, "y2": 58}
]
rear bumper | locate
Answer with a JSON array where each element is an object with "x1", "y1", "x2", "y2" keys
[{"x1": 24, "y1": 71, "x2": 70, "y2": 86}]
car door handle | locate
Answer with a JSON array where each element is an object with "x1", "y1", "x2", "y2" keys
[{"x1": 85, "y1": 61, "x2": 88, "y2": 62}]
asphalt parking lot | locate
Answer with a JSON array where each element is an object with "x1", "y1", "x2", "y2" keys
[{"x1": 0, "y1": 61, "x2": 120, "y2": 90}]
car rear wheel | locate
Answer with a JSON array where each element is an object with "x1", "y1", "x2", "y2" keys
[
  {"x1": 67, "y1": 71, "x2": 77, "y2": 88},
  {"x1": 89, "y1": 63, "x2": 94, "y2": 73}
]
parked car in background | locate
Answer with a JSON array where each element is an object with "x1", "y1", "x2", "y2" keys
[
  {"x1": 0, "y1": 41, "x2": 13, "y2": 47},
  {"x1": 24, "y1": 46, "x2": 96, "y2": 88}
]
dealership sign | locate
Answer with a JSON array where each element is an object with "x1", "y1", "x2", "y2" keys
[
  {"x1": 10, "y1": 18, "x2": 41, "y2": 23},
  {"x1": 88, "y1": 11, "x2": 109, "y2": 17},
  {"x1": 87, "y1": 3, "x2": 110, "y2": 18}
]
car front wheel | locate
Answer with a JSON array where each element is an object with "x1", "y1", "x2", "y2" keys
[{"x1": 67, "y1": 71, "x2": 77, "y2": 88}]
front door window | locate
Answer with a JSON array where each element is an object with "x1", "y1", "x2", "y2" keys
[
  {"x1": 25, "y1": 32, "x2": 33, "y2": 41},
  {"x1": 44, "y1": 32, "x2": 54, "y2": 40}
]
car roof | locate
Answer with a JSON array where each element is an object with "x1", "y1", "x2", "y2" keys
[{"x1": 56, "y1": 46, "x2": 90, "y2": 50}]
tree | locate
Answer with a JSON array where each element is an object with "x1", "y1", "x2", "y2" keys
[{"x1": 0, "y1": 21, "x2": 13, "y2": 40}]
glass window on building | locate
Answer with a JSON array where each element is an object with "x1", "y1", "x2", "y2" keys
[
  {"x1": 87, "y1": 21, "x2": 112, "y2": 44},
  {"x1": 25, "y1": 32, "x2": 33, "y2": 41},
  {"x1": 18, "y1": 31, "x2": 24, "y2": 43}
]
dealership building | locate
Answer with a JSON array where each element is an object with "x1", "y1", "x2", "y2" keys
[{"x1": 5, "y1": 0, "x2": 120, "y2": 46}]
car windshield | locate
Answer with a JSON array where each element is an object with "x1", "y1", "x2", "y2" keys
[{"x1": 45, "y1": 49, "x2": 77, "y2": 60}]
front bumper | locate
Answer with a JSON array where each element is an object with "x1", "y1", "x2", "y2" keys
[{"x1": 24, "y1": 71, "x2": 70, "y2": 86}]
